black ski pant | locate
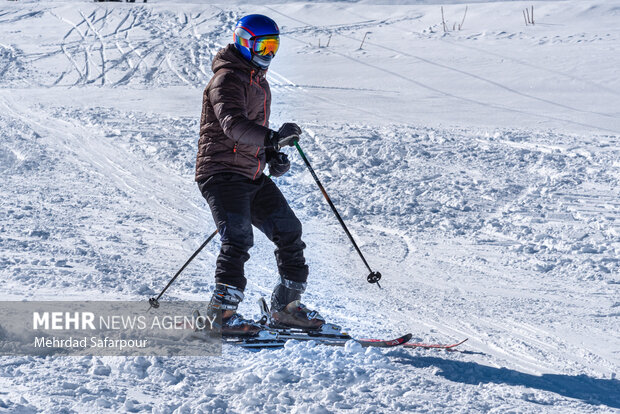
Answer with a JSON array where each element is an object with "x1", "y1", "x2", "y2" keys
[{"x1": 198, "y1": 172, "x2": 309, "y2": 291}]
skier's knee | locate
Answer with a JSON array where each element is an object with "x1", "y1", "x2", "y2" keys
[
  {"x1": 273, "y1": 217, "x2": 303, "y2": 247},
  {"x1": 218, "y1": 217, "x2": 254, "y2": 249}
]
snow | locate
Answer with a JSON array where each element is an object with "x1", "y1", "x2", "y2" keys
[{"x1": 1, "y1": 0, "x2": 619, "y2": 412}]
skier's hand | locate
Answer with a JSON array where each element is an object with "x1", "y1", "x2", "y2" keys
[
  {"x1": 266, "y1": 123, "x2": 301, "y2": 150},
  {"x1": 268, "y1": 152, "x2": 290, "y2": 178},
  {"x1": 278, "y1": 123, "x2": 301, "y2": 147}
]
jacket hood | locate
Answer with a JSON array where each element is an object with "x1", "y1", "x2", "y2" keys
[{"x1": 211, "y1": 44, "x2": 267, "y2": 76}]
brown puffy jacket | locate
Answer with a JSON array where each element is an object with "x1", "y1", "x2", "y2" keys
[{"x1": 195, "y1": 44, "x2": 273, "y2": 182}]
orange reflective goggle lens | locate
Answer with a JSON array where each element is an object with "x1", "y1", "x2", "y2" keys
[{"x1": 253, "y1": 36, "x2": 280, "y2": 56}]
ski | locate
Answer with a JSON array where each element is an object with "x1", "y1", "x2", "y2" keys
[
  {"x1": 222, "y1": 299, "x2": 413, "y2": 349},
  {"x1": 348, "y1": 333, "x2": 413, "y2": 348},
  {"x1": 403, "y1": 338, "x2": 468, "y2": 349},
  {"x1": 185, "y1": 301, "x2": 461, "y2": 351},
  {"x1": 227, "y1": 331, "x2": 413, "y2": 349}
]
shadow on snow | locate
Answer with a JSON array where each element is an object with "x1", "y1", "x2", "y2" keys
[{"x1": 389, "y1": 352, "x2": 620, "y2": 409}]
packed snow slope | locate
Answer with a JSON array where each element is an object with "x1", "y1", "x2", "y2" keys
[{"x1": 1, "y1": 0, "x2": 619, "y2": 412}]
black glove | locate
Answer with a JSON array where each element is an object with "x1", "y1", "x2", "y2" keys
[
  {"x1": 266, "y1": 123, "x2": 301, "y2": 150},
  {"x1": 268, "y1": 152, "x2": 290, "y2": 178}
]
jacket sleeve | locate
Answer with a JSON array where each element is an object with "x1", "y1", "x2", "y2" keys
[{"x1": 208, "y1": 71, "x2": 271, "y2": 147}]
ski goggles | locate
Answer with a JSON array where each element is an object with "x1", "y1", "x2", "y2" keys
[{"x1": 252, "y1": 35, "x2": 280, "y2": 56}]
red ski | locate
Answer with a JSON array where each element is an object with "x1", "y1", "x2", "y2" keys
[{"x1": 343, "y1": 333, "x2": 413, "y2": 348}]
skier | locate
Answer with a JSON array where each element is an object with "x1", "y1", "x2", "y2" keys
[{"x1": 195, "y1": 14, "x2": 325, "y2": 335}]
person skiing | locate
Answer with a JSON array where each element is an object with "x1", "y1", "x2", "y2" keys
[{"x1": 195, "y1": 14, "x2": 324, "y2": 335}]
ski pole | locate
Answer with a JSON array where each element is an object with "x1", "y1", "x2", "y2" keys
[
  {"x1": 293, "y1": 140, "x2": 382, "y2": 288},
  {"x1": 148, "y1": 229, "x2": 218, "y2": 310}
]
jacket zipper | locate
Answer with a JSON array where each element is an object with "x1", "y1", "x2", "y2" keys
[
  {"x1": 251, "y1": 70, "x2": 267, "y2": 126},
  {"x1": 246, "y1": 71, "x2": 266, "y2": 179},
  {"x1": 256, "y1": 73, "x2": 267, "y2": 178},
  {"x1": 257, "y1": 79, "x2": 267, "y2": 126}
]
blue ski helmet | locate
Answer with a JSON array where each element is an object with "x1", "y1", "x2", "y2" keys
[{"x1": 233, "y1": 14, "x2": 280, "y2": 69}]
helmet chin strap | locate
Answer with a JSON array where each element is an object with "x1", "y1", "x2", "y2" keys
[{"x1": 251, "y1": 54, "x2": 272, "y2": 69}]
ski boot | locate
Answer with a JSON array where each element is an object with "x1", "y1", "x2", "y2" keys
[
  {"x1": 208, "y1": 283, "x2": 262, "y2": 337},
  {"x1": 270, "y1": 278, "x2": 325, "y2": 330}
]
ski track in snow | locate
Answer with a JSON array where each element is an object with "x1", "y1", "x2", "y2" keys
[{"x1": 0, "y1": 1, "x2": 619, "y2": 413}]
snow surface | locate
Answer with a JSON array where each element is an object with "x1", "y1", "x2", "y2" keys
[{"x1": 0, "y1": 0, "x2": 619, "y2": 412}]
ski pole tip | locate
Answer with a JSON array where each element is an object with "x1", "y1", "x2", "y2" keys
[{"x1": 367, "y1": 271, "x2": 382, "y2": 286}]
